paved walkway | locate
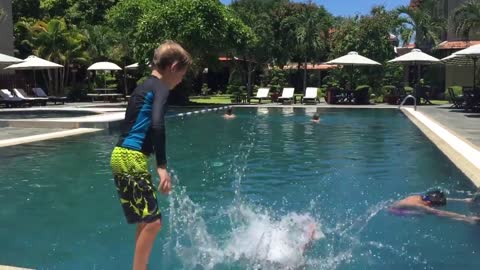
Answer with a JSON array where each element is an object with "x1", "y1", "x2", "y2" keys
[{"x1": 416, "y1": 105, "x2": 480, "y2": 151}]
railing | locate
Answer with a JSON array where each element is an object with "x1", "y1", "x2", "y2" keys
[{"x1": 398, "y1": 95, "x2": 417, "y2": 111}]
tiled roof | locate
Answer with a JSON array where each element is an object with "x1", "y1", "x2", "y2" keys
[
  {"x1": 410, "y1": 0, "x2": 423, "y2": 9},
  {"x1": 436, "y1": 40, "x2": 480, "y2": 50},
  {"x1": 282, "y1": 63, "x2": 337, "y2": 70}
]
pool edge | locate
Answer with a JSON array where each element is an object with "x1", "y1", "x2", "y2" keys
[
  {"x1": 0, "y1": 128, "x2": 103, "y2": 148},
  {"x1": 402, "y1": 108, "x2": 480, "y2": 188}
]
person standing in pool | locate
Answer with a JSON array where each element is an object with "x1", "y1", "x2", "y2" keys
[
  {"x1": 390, "y1": 190, "x2": 480, "y2": 224},
  {"x1": 110, "y1": 41, "x2": 192, "y2": 270},
  {"x1": 223, "y1": 107, "x2": 236, "y2": 119},
  {"x1": 311, "y1": 113, "x2": 320, "y2": 123}
]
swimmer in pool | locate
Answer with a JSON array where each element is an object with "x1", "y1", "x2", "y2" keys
[
  {"x1": 311, "y1": 113, "x2": 320, "y2": 123},
  {"x1": 389, "y1": 190, "x2": 480, "y2": 224},
  {"x1": 223, "y1": 107, "x2": 236, "y2": 119}
]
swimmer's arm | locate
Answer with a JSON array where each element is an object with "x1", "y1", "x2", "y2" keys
[
  {"x1": 419, "y1": 205, "x2": 477, "y2": 224},
  {"x1": 448, "y1": 198, "x2": 473, "y2": 203}
]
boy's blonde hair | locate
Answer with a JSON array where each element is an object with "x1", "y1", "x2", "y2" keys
[{"x1": 152, "y1": 40, "x2": 192, "y2": 71}]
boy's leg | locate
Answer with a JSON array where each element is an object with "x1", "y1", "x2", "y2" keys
[{"x1": 133, "y1": 220, "x2": 162, "y2": 270}]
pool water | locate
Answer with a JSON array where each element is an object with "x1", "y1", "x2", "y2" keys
[{"x1": 0, "y1": 108, "x2": 478, "y2": 270}]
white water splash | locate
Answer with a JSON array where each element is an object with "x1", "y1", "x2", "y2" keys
[{"x1": 167, "y1": 186, "x2": 325, "y2": 270}]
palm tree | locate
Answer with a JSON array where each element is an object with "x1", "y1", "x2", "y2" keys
[
  {"x1": 17, "y1": 18, "x2": 89, "y2": 95},
  {"x1": 396, "y1": 0, "x2": 445, "y2": 51},
  {"x1": 453, "y1": 0, "x2": 480, "y2": 41},
  {"x1": 295, "y1": 2, "x2": 330, "y2": 93}
]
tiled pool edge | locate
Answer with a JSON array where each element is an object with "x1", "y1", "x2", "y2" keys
[
  {"x1": 0, "y1": 265, "x2": 33, "y2": 270},
  {"x1": 402, "y1": 108, "x2": 480, "y2": 187},
  {"x1": 0, "y1": 128, "x2": 102, "y2": 148}
]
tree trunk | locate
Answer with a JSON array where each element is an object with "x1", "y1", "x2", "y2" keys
[{"x1": 303, "y1": 56, "x2": 308, "y2": 95}]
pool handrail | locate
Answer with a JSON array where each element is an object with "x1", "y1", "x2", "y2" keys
[{"x1": 398, "y1": 94, "x2": 417, "y2": 111}]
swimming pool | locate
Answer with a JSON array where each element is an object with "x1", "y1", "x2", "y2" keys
[
  {"x1": 0, "y1": 110, "x2": 99, "y2": 119},
  {"x1": 0, "y1": 108, "x2": 478, "y2": 269}
]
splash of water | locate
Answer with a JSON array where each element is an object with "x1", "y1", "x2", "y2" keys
[{"x1": 167, "y1": 182, "x2": 325, "y2": 270}]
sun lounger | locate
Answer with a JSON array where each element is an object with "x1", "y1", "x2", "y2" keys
[
  {"x1": 0, "y1": 89, "x2": 30, "y2": 107},
  {"x1": 32, "y1": 87, "x2": 67, "y2": 105},
  {"x1": 447, "y1": 87, "x2": 464, "y2": 109},
  {"x1": 248, "y1": 88, "x2": 270, "y2": 104},
  {"x1": 12, "y1": 88, "x2": 48, "y2": 106},
  {"x1": 302, "y1": 87, "x2": 318, "y2": 104},
  {"x1": 277, "y1": 88, "x2": 295, "y2": 104}
]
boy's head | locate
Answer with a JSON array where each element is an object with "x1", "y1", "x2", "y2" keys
[
  {"x1": 422, "y1": 190, "x2": 446, "y2": 206},
  {"x1": 226, "y1": 108, "x2": 233, "y2": 115},
  {"x1": 152, "y1": 41, "x2": 192, "y2": 88},
  {"x1": 312, "y1": 113, "x2": 319, "y2": 120}
]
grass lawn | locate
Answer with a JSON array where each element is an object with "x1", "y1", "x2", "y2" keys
[
  {"x1": 189, "y1": 95, "x2": 232, "y2": 104},
  {"x1": 431, "y1": 100, "x2": 450, "y2": 105}
]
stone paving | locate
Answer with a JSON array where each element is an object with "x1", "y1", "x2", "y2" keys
[{"x1": 416, "y1": 104, "x2": 480, "y2": 150}]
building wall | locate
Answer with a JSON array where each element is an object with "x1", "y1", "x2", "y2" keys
[
  {"x1": 0, "y1": 0, "x2": 14, "y2": 56},
  {"x1": 446, "y1": 65, "x2": 474, "y2": 88}
]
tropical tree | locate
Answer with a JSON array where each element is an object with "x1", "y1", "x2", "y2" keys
[
  {"x1": 330, "y1": 6, "x2": 399, "y2": 92},
  {"x1": 15, "y1": 18, "x2": 89, "y2": 95},
  {"x1": 293, "y1": 1, "x2": 332, "y2": 93},
  {"x1": 134, "y1": 0, "x2": 254, "y2": 71},
  {"x1": 12, "y1": 0, "x2": 42, "y2": 21},
  {"x1": 453, "y1": 0, "x2": 480, "y2": 40},
  {"x1": 396, "y1": 0, "x2": 445, "y2": 51}
]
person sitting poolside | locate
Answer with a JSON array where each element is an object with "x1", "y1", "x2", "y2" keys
[
  {"x1": 223, "y1": 108, "x2": 236, "y2": 119},
  {"x1": 389, "y1": 190, "x2": 480, "y2": 224},
  {"x1": 311, "y1": 113, "x2": 320, "y2": 123}
]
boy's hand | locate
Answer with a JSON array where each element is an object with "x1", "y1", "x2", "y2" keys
[{"x1": 157, "y1": 167, "x2": 171, "y2": 194}]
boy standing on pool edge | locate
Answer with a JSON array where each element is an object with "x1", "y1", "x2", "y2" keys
[{"x1": 110, "y1": 41, "x2": 192, "y2": 270}]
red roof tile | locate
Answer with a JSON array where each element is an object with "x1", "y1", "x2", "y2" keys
[{"x1": 436, "y1": 40, "x2": 480, "y2": 50}]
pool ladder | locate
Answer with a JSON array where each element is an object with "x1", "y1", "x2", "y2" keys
[{"x1": 398, "y1": 95, "x2": 417, "y2": 111}]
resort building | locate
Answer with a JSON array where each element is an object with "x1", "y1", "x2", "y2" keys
[
  {"x1": 411, "y1": 0, "x2": 480, "y2": 89},
  {"x1": 0, "y1": 0, "x2": 14, "y2": 88}
]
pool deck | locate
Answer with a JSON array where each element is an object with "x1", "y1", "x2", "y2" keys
[{"x1": 0, "y1": 266, "x2": 33, "y2": 270}]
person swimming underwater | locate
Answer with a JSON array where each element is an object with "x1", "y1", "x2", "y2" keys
[{"x1": 390, "y1": 190, "x2": 480, "y2": 224}]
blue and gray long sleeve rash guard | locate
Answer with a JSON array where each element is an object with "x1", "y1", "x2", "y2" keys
[{"x1": 116, "y1": 76, "x2": 169, "y2": 166}]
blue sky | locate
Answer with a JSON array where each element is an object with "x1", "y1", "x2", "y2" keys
[{"x1": 220, "y1": 0, "x2": 410, "y2": 16}]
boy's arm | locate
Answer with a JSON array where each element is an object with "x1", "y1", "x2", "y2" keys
[
  {"x1": 151, "y1": 88, "x2": 171, "y2": 194},
  {"x1": 151, "y1": 88, "x2": 169, "y2": 167}
]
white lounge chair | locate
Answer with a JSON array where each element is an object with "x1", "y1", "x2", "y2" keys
[
  {"x1": 249, "y1": 88, "x2": 270, "y2": 104},
  {"x1": 302, "y1": 87, "x2": 319, "y2": 104},
  {"x1": 277, "y1": 87, "x2": 295, "y2": 104},
  {"x1": 13, "y1": 88, "x2": 48, "y2": 106}
]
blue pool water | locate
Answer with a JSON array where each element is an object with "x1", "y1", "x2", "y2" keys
[{"x1": 0, "y1": 108, "x2": 478, "y2": 270}]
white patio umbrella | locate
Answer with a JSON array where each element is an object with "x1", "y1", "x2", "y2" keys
[
  {"x1": 326, "y1": 51, "x2": 381, "y2": 90},
  {"x1": 4, "y1": 55, "x2": 63, "y2": 87},
  {"x1": 442, "y1": 44, "x2": 480, "y2": 92},
  {"x1": 388, "y1": 49, "x2": 441, "y2": 97},
  {"x1": 87, "y1": 61, "x2": 122, "y2": 71},
  {"x1": 87, "y1": 61, "x2": 122, "y2": 89},
  {"x1": 125, "y1": 62, "x2": 139, "y2": 70},
  {"x1": 0, "y1": 53, "x2": 23, "y2": 64}
]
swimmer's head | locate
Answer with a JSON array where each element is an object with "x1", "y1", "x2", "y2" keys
[
  {"x1": 312, "y1": 113, "x2": 319, "y2": 121},
  {"x1": 422, "y1": 190, "x2": 446, "y2": 206},
  {"x1": 225, "y1": 108, "x2": 233, "y2": 115}
]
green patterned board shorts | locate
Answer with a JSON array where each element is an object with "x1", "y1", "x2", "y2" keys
[{"x1": 110, "y1": 146, "x2": 161, "y2": 224}]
